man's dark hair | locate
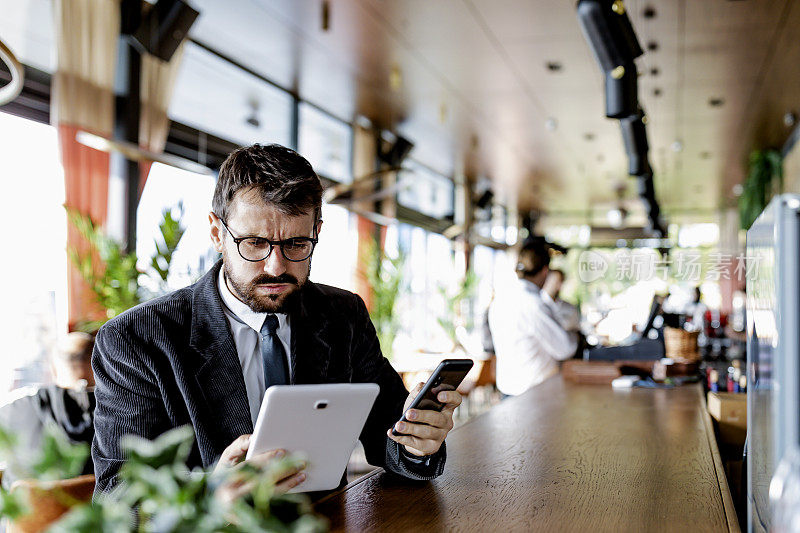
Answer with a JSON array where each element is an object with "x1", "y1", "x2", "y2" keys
[
  {"x1": 516, "y1": 238, "x2": 551, "y2": 278},
  {"x1": 213, "y1": 144, "x2": 323, "y2": 222}
]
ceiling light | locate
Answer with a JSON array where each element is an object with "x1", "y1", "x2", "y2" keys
[
  {"x1": 646, "y1": 41, "x2": 659, "y2": 52},
  {"x1": 545, "y1": 117, "x2": 558, "y2": 131},
  {"x1": 708, "y1": 97, "x2": 725, "y2": 107},
  {"x1": 389, "y1": 64, "x2": 402, "y2": 91},
  {"x1": 546, "y1": 61, "x2": 563, "y2": 72},
  {"x1": 652, "y1": 87, "x2": 662, "y2": 97},
  {"x1": 642, "y1": 5, "x2": 656, "y2": 18},
  {"x1": 584, "y1": 132, "x2": 596, "y2": 141},
  {"x1": 784, "y1": 111, "x2": 797, "y2": 127},
  {"x1": 649, "y1": 67, "x2": 660, "y2": 77},
  {"x1": 671, "y1": 140, "x2": 683, "y2": 153},
  {"x1": 732, "y1": 184, "x2": 743, "y2": 196},
  {"x1": 700, "y1": 151, "x2": 711, "y2": 159}
]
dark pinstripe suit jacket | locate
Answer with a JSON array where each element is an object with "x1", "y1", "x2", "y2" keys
[{"x1": 91, "y1": 260, "x2": 445, "y2": 494}]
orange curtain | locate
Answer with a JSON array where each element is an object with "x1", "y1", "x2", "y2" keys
[{"x1": 60, "y1": 124, "x2": 112, "y2": 327}]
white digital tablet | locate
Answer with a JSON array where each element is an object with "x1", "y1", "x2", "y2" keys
[{"x1": 245, "y1": 383, "x2": 380, "y2": 493}]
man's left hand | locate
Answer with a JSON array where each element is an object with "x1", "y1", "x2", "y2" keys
[{"x1": 387, "y1": 382, "x2": 462, "y2": 457}]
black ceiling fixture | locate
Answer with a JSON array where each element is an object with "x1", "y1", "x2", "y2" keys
[
  {"x1": 605, "y1": 64, "x2": 638, "y2": 118},
  {"x1": 546, "y1": 61, "x2": 564, "y2": 72},
  {"x1": 708, "y1": 97, "x2": 725, "y2": 108},
  {"x1": 577, "y1": 0, "x2": 666, "y2": 238},
  {"x1": 133, "y1": 0, "x2": 199, "y2": 62},
  {"x1": 378, "y1": 135, "x2": 414, "y2": 168},
  {"x1": 620, "y1": 108, "x2": 651, "y2": 176}
]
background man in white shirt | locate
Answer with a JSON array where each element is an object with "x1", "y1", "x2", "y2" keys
[{"x1": 488, "y1": 239, "x2": 577, "y2": 396}]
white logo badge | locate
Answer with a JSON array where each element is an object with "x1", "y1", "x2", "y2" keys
[{"x1": 578, "y1": 250, "x2": 608, "y2": 283}]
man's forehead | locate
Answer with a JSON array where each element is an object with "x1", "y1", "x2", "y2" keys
[{"x1": 227, "y1": 190, "x2": 315, "y2": 229}]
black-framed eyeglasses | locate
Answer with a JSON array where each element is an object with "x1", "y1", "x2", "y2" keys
[{"x1": 217, "y1": 216, "x2": 319, "y2": 262}]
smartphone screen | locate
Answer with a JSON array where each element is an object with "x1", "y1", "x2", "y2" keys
[{"x1": 393, "y1": 359, "x2": 473, "y2": 436}]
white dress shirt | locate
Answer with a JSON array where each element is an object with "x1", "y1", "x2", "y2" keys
[
  {"x1": 488, "y1": 277, "x2": 577, "y2": 395},
  {"x1": 217, "y1": 269, "x2": 292, "y2": 426},
  {"x1": 541, "y1": 291, "x2": 581, "y2": 332}
]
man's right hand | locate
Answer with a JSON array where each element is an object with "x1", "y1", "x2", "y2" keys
[{"x1": 214, "y1": 434, "x2": 306, "y2": 502}]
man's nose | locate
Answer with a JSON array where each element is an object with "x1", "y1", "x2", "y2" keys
[{"x1": 262, "y1": 246, "x2": 288, "y2": 276}]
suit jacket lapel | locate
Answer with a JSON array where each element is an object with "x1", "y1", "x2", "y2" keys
[
  {"x1": 290, "y1": 282, "x2": 333, "y2": 385},
  {"x1": 189, "y1": 261, "x2": 253, "y2": 465}
]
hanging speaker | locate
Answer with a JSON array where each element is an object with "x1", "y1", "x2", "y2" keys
[
  {"x1": 605, "y1": 63, "x2": 638, "y2": 119},
  {"x1": 620, "y1": 108, "x2": 650, "y2": 175},
  {"x1": 379, "y1": 135, "x2": 414, "y2": 168},
  {"x1": 133, "y1": 0, "x2": 199, "y2": 62},
  {"x1": 577, "y1": 0, "x2": 643, "y2": 73}
]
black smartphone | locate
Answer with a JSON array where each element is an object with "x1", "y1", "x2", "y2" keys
[{"x1": 392, "y1": 358, "x2": 474, "y2": 436}]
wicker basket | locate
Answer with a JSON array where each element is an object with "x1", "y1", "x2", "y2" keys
[{"x1": 663, "y1": 326, "x2": 700, "y2": 363}]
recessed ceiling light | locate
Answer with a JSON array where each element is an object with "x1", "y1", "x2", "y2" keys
[
  {"x1": 546, "y1": 61, "x2": 563, "y2": 72},
  {"x1": 545, "y1": 117, "x2": 558, "y2": 131},
  {"x1": 671, "y1": 140, "x2": 683, "y2": 152},
  {"x1": 652, "y1": 88, "x2": 662, "y2": 97},
  {"x1": 584, "y1": 132, "x2": 596, "y2": 141},
  {"x1": 708, "y1": 97, "x2": 725, "y2": 107},
  {"x1": 649, "y1": 67, "x2": 660, "y2": 77},
  {"x1": 784, "y1": 111, "x2": 797, "y2": 127},
  {"x1": 700, "y1": 151, "x2": 711, "y2": 159},
  {"x1": 647, "y1": 41, "x2": 659, "y2": 52},
  {"x1": 643, "y1": 5, "x2": 657, "y2": 19}
]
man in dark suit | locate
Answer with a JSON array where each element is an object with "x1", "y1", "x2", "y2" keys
[{"x1": 92, "y1": 143, "x2": 460, "y2": 494}]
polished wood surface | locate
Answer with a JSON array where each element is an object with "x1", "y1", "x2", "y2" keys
[{"x1": 317, "y1": 377, "x2": 739, "y2": 532}]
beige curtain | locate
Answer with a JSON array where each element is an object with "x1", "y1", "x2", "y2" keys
[
  {"x1": 140, "y1": 43, "x2": 184, "y2": 154},
  {"x1": 138, "y1": 43, "x2": 186, "y2": 193},
  {"x1": 52, "y1": 0, "x2": 119, "y2": 133}
]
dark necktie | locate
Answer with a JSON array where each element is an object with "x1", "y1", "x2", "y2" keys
[{"x1": 259, "y1": 315, "x2": 289, "y2": 388}]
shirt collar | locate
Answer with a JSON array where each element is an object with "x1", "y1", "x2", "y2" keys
[
  {"x1": 217, "y1": 267, "x2": 288, "y2": 333},
  {"x1": 518, "y1": 277, "x2": 542, "y2": 295}
]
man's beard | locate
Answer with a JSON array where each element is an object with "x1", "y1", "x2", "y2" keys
[{"x1": 222, "y1": 253, "x2": 310, "y2": 313}]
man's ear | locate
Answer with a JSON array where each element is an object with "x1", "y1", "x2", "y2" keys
[
  {"x1": 315, "y1": 218, "x2": 323, "y2": 237},
  {"x1": 209, "y1": 212, "x2": 224, "y2": 253}
]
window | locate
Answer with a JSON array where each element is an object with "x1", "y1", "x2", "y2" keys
[
  {"x1": 169, "y1": 42, "x2": 294, "y2": 147},
  {"x1": 136, "y1": 163, "x2": 217, "y2": 293},
  {"x1": 298, "y1": 103, "x2": 352, "y2": 183},
  {"x1": 392, "y1": 224, "x2": 456, "y2": 353},
  {"x1": 0, "y1": 112, "x2": 66, "y2": 400},
  {"x1": 397, "y1": 162, "x2": 454, "y2": 220},
  {"x1": 309, "y1": 203, "x2": 357, "y2": 291}
]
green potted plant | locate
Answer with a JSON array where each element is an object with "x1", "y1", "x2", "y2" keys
[
  {"x1": 0, "y1": 425, "x2": 327, "y2": 532},
  {"x1": 739, "y1": 149, "x2": 783, "y2": 230},
  {"x1": 67, "y1": 204, "x2": 186, "y2": 332},
  {"x1": 436, "y1": 270, "x2": 477, "y2": 351},
  {"x1": 364, "y1": 241, "x2": 405, "y2": 361}
]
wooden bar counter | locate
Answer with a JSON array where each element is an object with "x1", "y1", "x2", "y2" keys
[{"x1": 316, "y1": 376, "x2": 739, "y2": 532}]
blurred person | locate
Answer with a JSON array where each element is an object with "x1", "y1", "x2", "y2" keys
[
  {"x1": 541, "y1": 269, "x2": 581, "y2": 333},
  {"x1": 92, "y1": 144, "x2": 460, "y2": 496},
  {"x1": 686, "y1": 286, "x2": 708, "y2": 330},
  {"x1": 488, "y1": 239, "x2": 578, "y2": 396},
  {"x1": 0, "y1": 332, "x2": 96, "y2": 488}
]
